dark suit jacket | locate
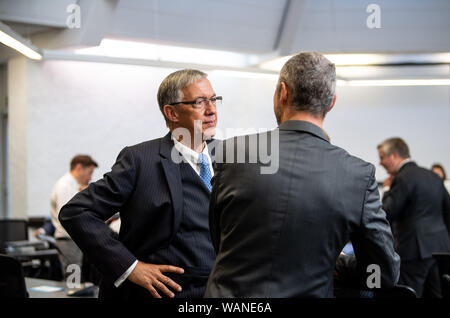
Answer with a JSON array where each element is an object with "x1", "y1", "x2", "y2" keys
[
  {"x1": 59, "y1": 133, "x2": 217, "y2": 297},
  {"x1": 205, "y1": 120, "x2": 400, "y2": 297},
  {"x1": 382, "y1": 161, "x2": 450, "y2": 261}
]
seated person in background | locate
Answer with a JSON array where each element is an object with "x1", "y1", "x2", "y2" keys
[
  {"x1": 33, "y1": 217, "x2": 56, "y2": 238},
  {"x1": 432, "y1": 163, "x2": 450, "y2": 194},
  {"x1": 51, "y1": 155, "x2": 98, "y2": 277}
]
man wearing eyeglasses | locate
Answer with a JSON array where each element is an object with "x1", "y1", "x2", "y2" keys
[{"x1": 59, "y1": 69, "x2": 221, "y2": 298}]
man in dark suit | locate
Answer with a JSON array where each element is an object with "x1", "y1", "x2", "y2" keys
[
  {"x1": 378, "y1": 137, "x2": 450, "y2": 297},
  {"x1": 204, "y1": 52, "x2": 400, "y2": 297},
  {"x1": 59, "y1": 69, "x2": 221, "y2": 298}
]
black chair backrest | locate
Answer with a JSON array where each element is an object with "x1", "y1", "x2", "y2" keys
[
  {"x1": 370, "y1": 284, "x2": 417, "y2": 298},
  {"x1": 433, "y1": 253, "x2": 450, "y2": 299},
  {"x1": 336, "y1": 284, "x2": 417, "y2": 298},
  {"x1": 0, "y1": 219, "x2": 29, "y2": 245},
  {"x1": 441, "y1": 274, "x2": 450, "y2": 299},
  {"x1": 432, "y1": 253, "x2": 450, "y2": 275},
  {"x1": 0, "y1": 254, "x2": 29, "y2": 298}
]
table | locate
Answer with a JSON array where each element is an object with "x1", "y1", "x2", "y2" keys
[{"x1": 25, "y1": 277, "x2": 98, "y2": 298}]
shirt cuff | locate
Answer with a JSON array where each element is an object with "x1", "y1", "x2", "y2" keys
[{"x1": 114, "y1": 260, "x2": 138, "y2": 288}]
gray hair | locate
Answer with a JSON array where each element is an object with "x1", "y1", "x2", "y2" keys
[
  {"x1": 377, "y1": 137, "x2": 411, "y2": 159},
  {"x1": 278, "y1": 52, "x2": 336, "y2": 118},
  {"x1": 157, "y1": 69, "x2": 208, "y2": 126}
]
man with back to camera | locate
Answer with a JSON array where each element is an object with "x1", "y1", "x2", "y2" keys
[
  {"x1": 59, "y1": 69, "x2": 221, "y2": 298},
  {"x1": 50, "y1": 155, "x2": 98, "y2": 275},
  {"x1": 204, "y1": 52, "x2": 400, "y2": 297},
  {"x1": 378, "y1": 138, "x2": 450, "y2": 297}
]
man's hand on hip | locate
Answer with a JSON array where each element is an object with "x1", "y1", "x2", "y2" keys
[{"x1": 127, "y1": 261, "x2": 184, "y2": 298}]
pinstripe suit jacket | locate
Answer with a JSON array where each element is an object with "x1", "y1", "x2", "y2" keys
[{"x1": 59, "y1": 132, "x2": 218, "y2": 295}]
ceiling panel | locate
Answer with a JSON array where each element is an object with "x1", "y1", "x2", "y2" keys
[
  {"x1": 0, "y1": 0, "x2": 73, "y2": 27},
  {"x1": 109, "y1": 0, "x2": 287, "y2": 52},
  {"x1": 293, "y1": 0, "x2": 450, "y2": 53},
  {"x1": 1, "y1": 0, "x2": 450, "y2": 59}
]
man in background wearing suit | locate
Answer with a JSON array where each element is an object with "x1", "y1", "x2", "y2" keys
[
  {"x1": 378, "y1": 137, "x2": 450, "y2": 297},
  {"x1": 205, "y1": 52, "x2": 400, "y2": 297},
  {"x1": 60, "y1": 69, "x2": 221, "y2": 298}
]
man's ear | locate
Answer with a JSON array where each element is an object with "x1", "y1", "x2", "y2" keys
[
  {"x1": 280, "y1": 81, "x2": 289, "y2": 104},
  {"x1": 328, "y1": 94, "x2": 337, "y2": 112},
  {"x1": 163, "y1": 104, "x2": 179, "y2": 123}
]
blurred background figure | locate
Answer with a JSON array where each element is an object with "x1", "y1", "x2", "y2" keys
[
  {"x1": 50, "y1": 155, "x2": 98, "y2": 277},
  {"x1": 378, "y1": 138, "x2": 450, "y2": 298},
  {"x1": 33, "y1": 217, "x2": 55, "y2": 238},
  {"x1": 432, "y1": 163, "x2": 450, "y2": 193}
]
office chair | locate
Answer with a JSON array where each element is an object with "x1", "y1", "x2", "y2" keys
[
  {"x1": 335, "y1": 284, "x2": 417, "y2": 298},
  {"x1": 432, "y1": 252, "x2": 450, "y2": 299},
  {"x1": 366, "y1": 284, "x2": 417, "y2": 298},
  {"x1": 0, "y1": 219, "x2": 28, "y2": 252},
  {"x1": 442, "y1": 274, "x2": 450, "y2": 299},
  {"x1": 0, "y1": 254, "x2": 29, "y2": 298}
]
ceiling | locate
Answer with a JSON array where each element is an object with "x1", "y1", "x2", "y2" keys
[{"x1": 1, "y1": 0, "x2": 450, "y2": 68}]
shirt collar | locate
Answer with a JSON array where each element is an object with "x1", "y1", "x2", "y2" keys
[
  {"x1": 397, "y1": 158, "x2": 413, "y2": 172},
  {"x1": 171, "y1": 134, "x2": 210, "y2": 165}
]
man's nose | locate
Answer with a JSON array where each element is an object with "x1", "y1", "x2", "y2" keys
[{"x1": 204, "y1": 103, "x2": 216, "y2": 114}]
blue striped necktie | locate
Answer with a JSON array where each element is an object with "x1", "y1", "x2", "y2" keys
[{"x1": 198, "y1": 153, "x2": 212, "y2": 192}]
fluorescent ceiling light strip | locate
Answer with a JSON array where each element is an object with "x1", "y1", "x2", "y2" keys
[
  {"x1": 325, "y1": 54, "x2": 388, "y2": 66},
  {"x1": 0, "y1": 28, "x2": 42, "y2": 60},
  {"x1": 346, "y1": 79, "x2": 450, "y2": 86},
  {"x1": 75, "y1": 39, "x2": 257, "y2": 68},
  {"x1": 259, "y1": 53, "x2": 450, "y2": 71},
  {"x1": 212, "y1": 70, "x2": 279, "y2": 81}
]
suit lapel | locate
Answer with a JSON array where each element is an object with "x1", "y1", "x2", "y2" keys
[
  {"x1": 206, "y1": 138, "x2": 219, "y2": 172},
  {"x1": 159, "y1": 133, "x2": 183, "y2": 240},
  {"x1": 159, "y1": 134, "x2": 218, "y2": 231}
]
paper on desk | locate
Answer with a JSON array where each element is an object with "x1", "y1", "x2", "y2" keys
[{"x1": 30, "y1": 285, "x2": 64, "y2": 292}]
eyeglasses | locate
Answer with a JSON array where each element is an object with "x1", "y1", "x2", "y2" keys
[{"x1": 169, "y1": 96, "x2": 222, "y2": 109}]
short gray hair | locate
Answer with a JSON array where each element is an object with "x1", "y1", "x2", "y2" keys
[
  {"x1": 377, "y1": 137, "x2": 411, "y2": 159},
  {"x1": 278, "y1": 52, "x2": 336, "y2": 118},
  {"x1": 157, "y1": 69, "x2": 208, "y2": 126}
]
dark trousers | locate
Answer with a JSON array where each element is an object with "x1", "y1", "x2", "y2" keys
[{"x1": 399, "y1": 258, "x2": 442, "y2": 298}]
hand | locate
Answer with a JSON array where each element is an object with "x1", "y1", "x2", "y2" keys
[
  {"x1": 33, "y1": 228, "x2": 45, "y2": 238},
  {"x1": 127, "y1": 261, "x2": 184, "y2": 298}
]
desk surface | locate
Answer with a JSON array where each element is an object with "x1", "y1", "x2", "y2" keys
[{"x1": 25, "y1": 277, "x2": 98, "y2": 298}]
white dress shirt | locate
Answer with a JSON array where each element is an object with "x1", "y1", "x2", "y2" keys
[
  {"x1": 114, "y1": 136, "x2": 214, "y2": 287},
  {"x1": 50, "y1": 172, "x2": 81, "y2": 239},
  {"x1": 172, "y1": 135, "x2": 214, "y2": 175}
]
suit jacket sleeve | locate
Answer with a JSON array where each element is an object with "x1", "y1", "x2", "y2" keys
[
  {"x1": 59, "y1": 147, "x2": 138, "y2": 283},
  {"x1": 382, "y1": 174, "x2": 408, "y2": 223},
  {"x1": 443, "y1": 184, "x2": 450, "y2": 235},
  {"x1": 209, "y1": 162, "x2": 223, "y2": 253},
  {"x1": 350, "y1": 165, "x2": 400, "y2": 288}
]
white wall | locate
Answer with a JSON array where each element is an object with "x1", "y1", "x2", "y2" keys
[
  {"x1": 7, "y1": 58, "x2": 450, "y2": 218},
  {"x1": 8, "y1": 57, "x2": 28, "y2": 219},
  {"x1": 326, "y1": 85, "x2": 450, "y2": 181}
]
